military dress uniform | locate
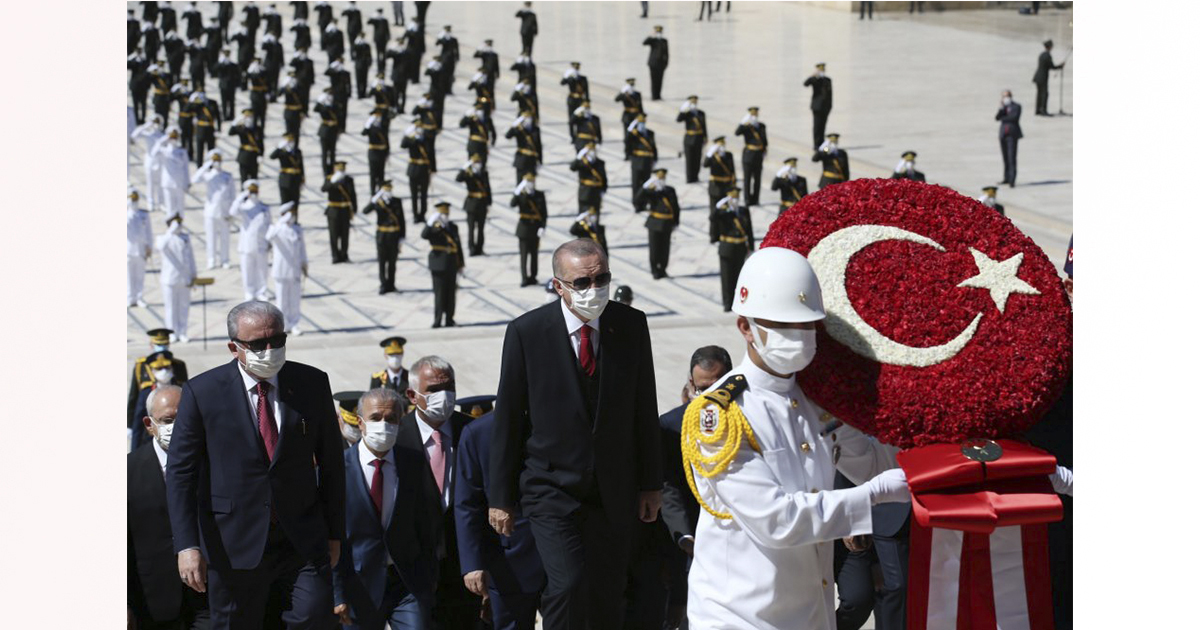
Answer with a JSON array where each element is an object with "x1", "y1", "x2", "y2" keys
[
  {"x1": 435, "y1": 28, "x2": 460, "y2": 94},
  {"x1": 280, "y1": 78, "x2": 307, "y2": 139},
  {"x1": 343, "y1": 3, "x2": 363, "y2": 43},
  {"x1": 400, "y1": 128, "x2": 433, "y2": 222},
  {"x1": 362, "y1": 182, "x2": 406, "y2": 293},
  {"x1": 326, "y1": 60, "x2": 352, "y2": 132},
  {"x1": 363, "y1": 112, "x2": 390, "y2": 194},
  {"x1": 313, "y1": 92, "x2": 341, "y2": 175},
  {"x1": 469, "y1": 70, "x2": 497, "y2": 115},
  {"x1": 411, "y1": 101, "x2": 440, "y2": 171},
  {"x1": 269, "y1": 138, "x2": 305, "y2": 206},
  {"x1": 643, "y1": 28, "x2": 669, "y2": 101},
  {"x1": 321, "y1": 164, "x2": 358, "y2": 263},
  {"x1": 511, "y1": 82, "x2": 540, "y2": 123},
  {"x1": 126, "y1": 328, "x2": 189, "y2": 429},
  {"x1": 150, "y1": 70, "x2": 174, "y2": 122},
  {"x1": 560, "y1": 64, "x2": 589, "y2": 137},
  {"x1": 245, "y1": 64, "x2": 269, "y2": 131},
  {"x1": 626, "y1": 119, "x2": 659, "y2": 203},
  {"x1": 770, "y1": 159, "x2": 809, "y2": 214},
  {"x1": 215, "y1": 54, "x2": 240, "y2": 120},
  {"x1": 569, "y1": 209, "x2": 608, "y2": 254},
  {"x1": 635, "y1": 170, "x2": 681, "y2": 279},
  {"x1": 711, "y1": 191, "x2": 755, "y2": 311},
  {"x1": 474, "y1": 40, "x2": 500, "y2": 87},
  {"x1": 370, "y1": 337, "x2": 410, "y2": 394},
  {"x1": 570, "y1": 146, "x2": 608, "y2": 215},
  {"x1": 677, "y1": 98, "x2": 708, "y2": 183},
  {"x1": 571, "y1": 106, "x2": 603, "y2": 152},
  {"x1": 890, "y1": 150, "x2": 926, "y2": 182},
  {"x1": 803, "y1": 65, "x2": 833, "y2": 150},
  {"x1": 505, "y1": 116, "x2": 543, "y2": 185},
  {"x1": 459, "y1": 107, "x2": 496, "y2": 168},
  {"x1": 510, "y1": 178, "x2": 547, "y2": 286},
  {"x1": 368, "y1": 11, "x2": 391, "y2": 70},
  {"x1": 260, "y1": 33, "x2": 284, "y2": 101},
  {"x1": 979, "y1": 185, "x2": 1005, "y2": 217},
  {"x1": 228, "y1": 113, "x2": 263, "y2": 184},
  {"x1": 367, "y1": 77, "x2": 397, "y2": 134},
  {"x1": 812, "y1": 134, "x2": 850, "y2": 190},
  {"x1": 703, "y1": 139, "x2": 737, "y2": 215},
  {"x1": 456, "y1": 159, "x2": 493, "y2": 256},
  {"x1": 289, "y1": 51, "x2": 316, "y2": 111},
  {"x1": 351, "y1": 36, "x2": 373, "y2": 98},
  {"x1": 188, "y1": 93, "x2": 221, "y2": 164},
  {"x1": 735, "y1": 110, "x2": 768, "y2": 206},
  {"x1": 616, "y1": 80, "x2": 645, "y2": 133},
  {"x1": 422, "y1": 205, "x2": 465, "y2": 328},
  {"x1": 516, "y1": 4, "x2": 538, "y2": 54},
  {"x1": 171, "y1": 82, "x2": 195, "y2": 160}
]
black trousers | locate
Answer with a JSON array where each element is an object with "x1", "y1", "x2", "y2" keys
[
  {"x1": 514, "y1": 155, "x2": 538, "y2": 185},
  {"x1": 327, "y1": 208, "x2": 351, "y2": 262},
  {"x1": 179, "y1": 119, "x2": 195, "y2": 161},
  {"x1": 465, "y1": 204, "x2": 488, "y2": 255},
  {"x1": 860, "y1": 1, "x2": 874, "y2": 18},
  {"x1": 648, "y1": 228, "x2": 672, "y2": 277},
  {"x1": 251, "y1": 93, "x2": 267, "y2": 131},
  {"x1": 649, "y1": 65, "x2": 666, "y2": 101},
  {"x1": 431, "y1": 269, "x2": 457, "y2": 325},
  {"x1": 872, "y1": 523, "x2": 910, "y2": 630},
  {"x1": 284, "y1": 110, "x2": 302, "y2": 139},
  {"x1": 432, "y1": 551, "x2": 482, "y2": 630},
  {"x1": 205, "y1": 525, "x2": 335, "y2": 630},
  {"x1": 812, "y1": 109, "x2": 830, "y2": 150},
  {"x1": 279, "y1": 175, "x2": 302, "y2": 207},
  {"x1": 319, "y1": 135, "x2": 337, "y2": 176},
  {"x1": 486, "y1": 585, "x2": 538, "y2": 630},
  {"x1": 1035, "y1": 80, "x2": 1050, "y2": 114},
  {"x1": 192, "y1": 69, "x2": 206, "y2": 92},
  {"x1": 335, "y1": 99, "x2": 348, "y2": 132},
  {"x1": 719, "y1": 246, "x2": 748, "y2": 311},
  {"x1": 521, "y1": 33, "x2": 534, "y2": 55},
  {"x1": 133, "y1": 90, "x2": 149, "y2": 123},
  {"x1": 368, "y1": 150, "x2": 388, "y2": 194},
  {"x1": 238, "y1": 153, "x2": 259, "y2": 184},
  {"x1": 833, "y1": 541, "x2": 874, "y2": 630},
  {"x1": 742, "y1": 153, "x2": 763, "y2": 205},
  {"x1": 1000, "y1": 136, "x2": 1019, "y2": 184},
  {"x1": 518, "y1": 237, "x2": 539, "y2": 282},
  {"x1": 577, "y1": 186, "x2": 603, "y2": 214},
  {"x1": 355, "y1": 64, "x2": 370, "y2": 98},
  {"x1": 195, "y1": 127, "x2": 216, "y2": 164},
  {"x1": 220, "y1": 87, "x2": 236, "y2": 119},
  {"x1": 526, "y1": 499, "x2": 632, "y2": 630},
  {"x1": 683, "y1": 137, "x2": 703, "y2": 182},
  {"x1": 467, "y1": 139, "x2": 489, "y2": 167},
  {"x1": 133, "y1": 588, "x2": 211, "y2": 630},
  {"x1": 409, "y1": 172, "x2": 430, "y2": 222},
  {"x1": 376, "y1": 230, "x2": 400, "y2": 289},
  {"x1": 624, "y1": 522, "x2": 668, "y2": 630},
  {"x1": 698, "y1": 2, "x2": 712, "y2": 20},
  {"x1": 630, "y1": 164, "x2": 652, "y2": 202}
]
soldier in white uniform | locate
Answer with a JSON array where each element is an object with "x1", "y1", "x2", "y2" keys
[
  {"x1": 192, "y1": 149, "x2": 235, "y2": 269},
  {"x1": 683, "y1": 247, "x2": 910, "y2": 630},
  {"x1": 229, "y1": 179, "x2": 272, "y2": 301},
  {"x1": 131, "y1": 115, "x2": 166, "y2": 211},
  {"x1": 265, "y1": 201, "x2": 308, "y2": 335},
  {"x1": 154, "y1": 127, "x2": 192, "y2": 221},
  {"x1": 127, "y1": 187, "x2": 153, "y2": 308},
  {"x1": 155, "y1": 215, "x2": 197, "y2": 343}
]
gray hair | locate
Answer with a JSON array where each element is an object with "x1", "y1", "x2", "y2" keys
[
  {"x1": 356, "y1": 387, "x2": 407, "y2": 418},
  {"x1": 147, "y1": 384, "x2": 183, "y2": 419},
  {"x1": 226, "y1": 300, "x2": 285, "y2": 339},
  {"x1": 552, "y1": 239, "x2": 608, "y2": 279},
  {"x1": 411, "y1": 355, "x2": 455, "y2": 383}
]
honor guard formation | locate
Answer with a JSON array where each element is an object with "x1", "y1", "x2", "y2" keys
[{"x1": 128, "y1": 3, "x2": 1073, "y2": 629}]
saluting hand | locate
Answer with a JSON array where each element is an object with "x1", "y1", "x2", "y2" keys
[
  {"x1": 488, "y1": 507, "x2": 515, "y2": 536},
  {"x1": 638, "y1": 490, "x2": 662, "y2": 523}
]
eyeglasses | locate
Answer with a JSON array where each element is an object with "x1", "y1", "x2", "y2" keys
[
  {"x1": 556, "y1": 272, "x2": 612, "y2": 291},
  {"x1": 233, "y1": 332, "x2": 288, "y2": 352}
]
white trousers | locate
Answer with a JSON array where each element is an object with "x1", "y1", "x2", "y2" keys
[
  {"x1": 275, "y1": 277, "x2": 303, "y2": 330},
  {"x1": 205, "y1": 214, "x2": 230, "y2": 266},
  {"x1": 127, "y1": 255, "x2": 146, "y2": 304},
  {"x1": 145, "y1": 165, "x2": 162, "y2": 210},
  {"x1": 161, "y1": 282, "x2": 190, "y2": 338},
  {"x1": 162, "y1": 185, "x2": 186, "y2": 221},
  {"x1": 241, "y1": 251, "x2": 270, "y2": 300}
]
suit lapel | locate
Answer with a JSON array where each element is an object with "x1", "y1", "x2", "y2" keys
[
  {"x1": 594, "y1": 311, "x2": 619, "y2": 433},
  {"x1": 348, "y1": 443, "x2": 385, "y2": 533},
  {"x1": 542, "y1": 303, "x2": 588, "y2": 420},
  {"x1": 272, "y1": 364, "x2": 302, "y2": 469},
  {"x1": 222, "y1": 360, "x2": 266, "y2": 458}
]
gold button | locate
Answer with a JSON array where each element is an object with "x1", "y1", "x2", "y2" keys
[
  {"x1": 820, "y1": 412, "x2": 831, "y2": 421},
  {"x1": 790, "y1": 398, "x2": 799, "y2": 409},
  {"x1": 822, "y1": 579, "x2": 828, "y2": 587},
  {"x1": 800, "y1": 441, "x2": 810, "y2": 452},
  {"x1": 810, "y1": 488, "x2": 818, "y2": 493}
]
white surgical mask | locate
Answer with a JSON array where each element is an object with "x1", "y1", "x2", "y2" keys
[
  {"x1": 748, "y1": 317, "x2": 818, "y2": 375},
  {"x1": 154, "y1": 421, "x2": 174, "y2": 450},
  {"x1": 418, "y1": 390, "x2": 457, "y2": 425},
  {"x1": 240, "y1": 345, "x2": 286, "y2": 379},
  {"x1": 1002, "y1": 97, "x2": 1013, "y2": 106},
  {"x1": 362, "y1": 420, "x2": 399, "y2": 452},
  {"x1": 566, "y1": 284, "x2": 609, "y2": 321},
  {"x1": 386, "y1": 355, "x2": 403, "y2": 370},
  {"x1": 153, "y1": 368, "x2": 174, "y2": 384},
  {"x1": 153, "y1": 344, "x2": 169, "y2": 353},
  {"x1": 340, "y1": 421, "x2": 362, "y2": 444}
]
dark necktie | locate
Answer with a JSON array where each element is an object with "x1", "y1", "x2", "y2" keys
[
  {"x1": 579, "y1": 325, "x2": 595, "y2": 377},
  {"x1": 257, "y1": 381, "x2": 279, "y2": 460},
  {"x1": 369, "y1": 459, "x2": 385, "y2": 519}
]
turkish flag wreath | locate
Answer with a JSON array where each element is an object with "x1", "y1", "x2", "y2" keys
[{"x1": 761, "y1": 179, "x2": 1072, "y2": 630}]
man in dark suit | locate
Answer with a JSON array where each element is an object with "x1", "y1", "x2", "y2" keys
[
  {"x1": 515, "y1": 2, "x2": 538, "y2": 55},
  {"x1": 130, "y1": 384, "x2": 212, "y2": 629},
  {"x1": 1033, "y1": 40, "x2": 1064, "y2": 116},
  {"x1": 400, "y1": 356, "x2": 483, "y2": 629},
  {"x1": 489, "y1": 239, "x2": 663, "y2": 630},
  {"x1": 334, "y1": 388, "x2": 437, "y2": 629},
  {"x1": 802, "y1": 63, "x2": 832, "y2": 150},
  {"x1": 456, "y1": 410, "x2": 546, "y2": 630},
  {"x1": 643, "y1": 26, "x2": 669, "y2": 101},
  {"x1": 165, "y1": 300, "x2": 346, "y2": 629},
  {"x1": 658, "y1": 346, "x2": 732, "y2": 629},
  {"x1": 996, "y1": 90, "x2": 1022, "y2": 187}
]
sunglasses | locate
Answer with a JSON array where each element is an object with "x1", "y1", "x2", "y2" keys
[
  {"x1": 556, "y1": 272, "x2": 612, "y2": 291},
  {"x1": 233, "y1": 332, "x2": 288, "y2": 352}
]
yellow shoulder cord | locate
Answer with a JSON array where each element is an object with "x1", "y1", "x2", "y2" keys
[{"x1": 681, "y1": 395, "x2": 761, "y2": 519}]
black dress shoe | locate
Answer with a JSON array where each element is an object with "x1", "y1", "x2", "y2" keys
[
  {"x1": 445, "y1": 319, "x2": 456, "y2": 327},
  {"x1": 432, "y1": 321, "x2": 442, "y2": 329},
  {"x1": 379, "y1": 286, "x2": 388, "y2": 294}
]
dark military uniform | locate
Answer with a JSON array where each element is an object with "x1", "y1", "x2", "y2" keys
[
  {"x1": 569, "y1": 215, "x2": 608, "y2": 255},
  {"x1": 561, "y1": 71, "x2": 589, "y2": 136},
  {"x1": 643, "y1": 33, "x2": 669, "y2": 101},
  {"x1": 321, "y1": 26, "x2": 345, "y2": 65},
  {"x1": 363, "y1": 120, "x2": 390, "y2": 195},
  {"x1": 570, "y1": 153, "x2": 608, "y2": 215},
  {"x1": 474, "y1": 45, "x2": 500, "y2": 86},
  {"x1": 735, "y1": 120, "x2": 768, "y2": 206},
  {"x1": 126, "y1": 333, "x2": 188, "y2": 430},
  {"x1": 369, "y1": 367, "x2": 409, "y2": 393},
  {"x1": 186, "y1": 40, "x2": 207, "y2": 92},
  {"x1": 710, "y1": 196, "x2": 756, "y2": 311},
  {"x1": 344, "y1": 5, "x2": 363, "y2": 47},
  {"x1": 677, "y1": 105, "x2": 707, "y2": 183},
  {"x1": 315, "y1": 2, "x2": 334, "y2": 30},
  {"x1": 456, "y1": 165, "x2": 493, "y2": 256},
  {"x1": 215, "y1": 58, "x2": 240, "y2": 120},
  {"x1": 288, "y1": 54, "x2": 316, "y2": 110},
  {"x1": 516, "y1": 6, "x2": 538, "y2": 54},
  {"x1": 412, "y1": 104, "x2": 440, "y2": 172},
  {"x1": 813, "y1": 147, "x2": 850, "y2": 190},
  {"x1": 626, "y1": 126, "x2": 659, "y2": 201},
  {"x1": 363, "y1": 190, "x2": 406, "y2": 293},
  {"x1": 510, "y1": 187, "x2": 548, "y2": 285},
  {"x1": 321, "y1": 171, "x2": 358, "y2": 263},
  {"x1": 510, "y1": 57, "x2": 537, "y2": 93},
  {"x1": 164, "y1": 34, "x2": 186, "y2": 85},
  {"x1": 771, "y1": 170, "x2": 809, "y2": 214},
  {"x1": 368, "y1": 81, "x2": 397, "y2": 134},
  {"x1": 400, "y1": 132, "x2": 433, "y2": 222},
  {"x1": 571, "y1": 111, "x2": 603, "y2": 152},
  {"x1": 469, "y1": 73, "x2": 497, "y2": 115},
  {"x1": 290, "y1": 21, "x2": 312, "y2": 52},
  {"x1": 172, "y1": 88, "x2": 194, "y2": 161},
  {"x1": 281, "y1": 82, "x2": 307, "y2": 139},
  {"x1": 263, "y1": 8, "x2": 282, "y2": 37},
  {"x1": 511, "y1": 86, "x2": 540, "y2": 123},
  {"x1": 635, "y1": 182, "x2": 681, "y2": 279},
  {"x1": 326, "y1": 64, "x2": 352, "y2": 132},
  {"x1": 803, "y1": 72, "x2": 833, "y2": 150},
  {"x1": 269, "y1": 144, "x2": 305, "y2": 206},
  {"x1": 313, "y1": 98, "x2": 341, "y2": 175},
  {"x1": 368, "y1": 13, "x2": 390, "y2": 70},
  {"x1": 435, "y1": 31, "x2": 459, "y2": 94},
  {"x1": 422, "y1": 215, "x2": 465, "y2": 328},
  {"x1": 459, "y1": 112, "x2": 496, "y2": 167},
  {"x1": 385, "y1": 42, "x2": 413, "y2": 112},
  {"x1": 890, "y1": 168, "x2": 926, "y2": 182},
  {"x1": 351, "y1": 38, "x2": 373, "y2": 98},
  {"x1": 615, "y1": 87, "x2": 645, "y2": 132},
  {"x1": 232, "y1": 30, "x2": 255, "y2": 81},
  {"x1": 229, "y1": 119, "x2": 262, "y2": 184},
  {"x1": 260, "y1": 37, "x2": 283, "y2": 101},
  {"x1": 703, "y1": 146, "x2": 737, "y2": 215},
  {"x1": 247, "y1": 68, "x2": 269, "y2": 131},
  {"x1": 150, "y1": 71, "x2": 173, "y2": 122},
  {"x1": 505, "y1": 122, "x2": 543, "y2": 185},
  {"x1": 423, "y1": 62, "x2": 450, "y2": 129}
]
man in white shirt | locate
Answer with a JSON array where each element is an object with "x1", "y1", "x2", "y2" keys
[
  {"x1": 156, "y1": 215, "x2": 197, "y2": 343},
  {"x1": 229, "y1": 180, "x2": 271, "y2": 301},
  {"x1": 192, "y1": 149, "x2": 235, "y2": 269},
  {"x1": 128, "y1": 187, "x2": 153, "y2": 308},
  {"x1": 265, "y1": 201, "x2": 308, "y2": 335},
  {"x1": 154, "y1": 127, "x2": 192, "y2": 221}
]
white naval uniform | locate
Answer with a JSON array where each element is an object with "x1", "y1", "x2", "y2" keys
[
  {"x1": 155, "y1": 141, "x2": 191, "y2": 221},
  {"x1": 687, "y1": 356, "x2": 898, "y2": 630},
  {"x1": 132, "y1": 125, "x2": 165, "y2": 209},
  {"x1": 155, "y1": 224, "x2": 197, "y2": 338},
  {"x1": 193, "y1": 163, "x2": 235, "y2": 267},
  {"x1": 126, "y1": 203, "x2": 153, "y2": 304},
  {"x1": 266, "y1": 218, "x2": 307, "y2": 330},
  {"x1": 231, "y1": 194, "x2": 271, "y2": 300}
]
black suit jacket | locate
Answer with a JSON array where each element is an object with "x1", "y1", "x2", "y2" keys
[
  {"x1": 996, "y1": 103, "x2": 1023, "y2": 139},
  {"x1": 803, "y1": 75, "x2": 833, "y2": 112},
  {"x1": 658, "y1": 404, "x2": 699, "y2": 545},
  {"x1": 490, "y1": 301, "x2": 663, "y2": 532},
  {"x1": 396, "y1": 410, "x2": 473, "y2": 572},
  {"x1": 165, "y1": 360, "x2": 346, "y2": 571},
  {"x1": 129, "y1": 444, "x2": 209, "y2": 623},
  {"x1": 1033, "y1": 51, "x2": 1061, "y2": 85}
]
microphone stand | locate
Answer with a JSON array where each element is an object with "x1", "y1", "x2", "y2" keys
[{"x1": 1057, "y1": 48, "x2": 1072, "y2": 117}]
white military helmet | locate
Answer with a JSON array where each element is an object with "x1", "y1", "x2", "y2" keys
[{"x1": 731, "y1": 247, "x2": 825, "y2": 323}]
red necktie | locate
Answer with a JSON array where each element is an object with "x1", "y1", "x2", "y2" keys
[
  {"x1": 256, "y1": 381, "x2": 279, "y2": 460},
  {"x1": 579, "y1": 325, "x2": 596, "y2": 376},
  {"x1": 369, "y1": 459, "x2": 385, "y2": 520},
  {"x1": 430, "y1": 430, "x2": 446, "y2": 497}
]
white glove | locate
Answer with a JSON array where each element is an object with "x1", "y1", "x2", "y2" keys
[
  {"x1": 426, "y1": 213, "x2": 442, "y2": 227},
  {"x1": 536, "y1": 227, "x2": 545, "y2": 239},
  {"x1": 865, "y1": 468, "x2": 910, "y2": 505},
  {"x1": 1048, "y1": 465, "x2": 1072, "y2": 497}
]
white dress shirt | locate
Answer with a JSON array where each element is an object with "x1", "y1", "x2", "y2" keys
[
  {"x1": 357, "y1": 437, "x2": 398, "y2": 529},
  {"x1": 415, "y1": 414, "x2": 454, "y2": 510},
  {"x1": 237, "y1": 362, "x2": 283, "y2": 433},
  {"x1": 153, "y1": 438, "x2": 169, "y2": 475},
  {"x1": 385, "y1": 367, "x2": 405, "y2": 389},
  {"x1": 559, "y1": 297, "x2": 600, "y2": 362}
]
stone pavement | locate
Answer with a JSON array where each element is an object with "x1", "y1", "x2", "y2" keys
[{"x1": 127, "y1": 0, "x2": 1072, "y2": 436}]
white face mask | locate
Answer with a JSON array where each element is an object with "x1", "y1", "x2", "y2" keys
[
  {"x1": 565, "y1": 283, "x2": 609, "y2": 321},
  {"x1": 153, "y1": 344, "x2": 169, "y2": 353},
  {"x1": 240, "y1": 345, "x2": 286, "y2": 379},
  {"x1": 1002, "y1": 97, "x2": 1013, "y2": 106},
  {"x1": 331, "y1": 171, "x2": 346, "y2": 182},
  {"x1": 748, "y1": 318, "x2": 818, "y2": 375},
  {"x1": 386, "y1": 355, "x2": 403, "y2": 370},
  {"x1": 418, "y1": 390, "x2": 457, "y2": 425},
  {"x1": 153, "y1": 368, "x2": 174, "y2": 384},
  {"x1": 340, "y1": 421, "x2": 362, "y2": 444},
  {"x1": 154, "y1": 421, "x2": 174, "y2": 450},
  {"x1": 362, "y1": 419, "x2": 399, "y2": 452}
]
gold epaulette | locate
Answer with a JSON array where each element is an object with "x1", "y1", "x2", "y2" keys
[
  {"x1": 372, "y1": 370, "x2": 387, "y2": 382},
  {"x1": 681, "y1": 374, "x2": 759, "y2": 519}
]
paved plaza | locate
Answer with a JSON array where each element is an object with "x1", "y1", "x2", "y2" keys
[{"x1": 127, "y1": 0, "x2": 1073, "y2": 426}]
